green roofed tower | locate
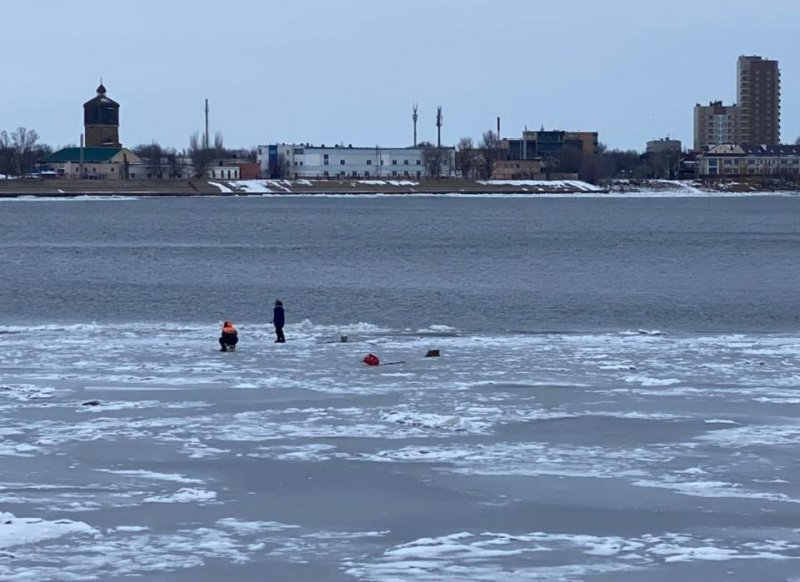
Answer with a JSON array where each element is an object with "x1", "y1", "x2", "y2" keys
[{"x1": 84, "y1": 83, "x2": 121, "y2": 148}]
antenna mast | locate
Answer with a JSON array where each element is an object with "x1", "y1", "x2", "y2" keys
[{"x1": 412, "y1": 104, "x2": 418, "y2": 147}]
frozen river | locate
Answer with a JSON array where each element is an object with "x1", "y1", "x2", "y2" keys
[{"x1": 1, "y1": 194, "x2": 800, "y2": 580}]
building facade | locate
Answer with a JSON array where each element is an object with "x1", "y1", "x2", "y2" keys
[
  {"x1": 515, "y1": 130, "x2": 599, "y2": 157},
  {"x1": 83, "y1": 83, "x2": 121, "y2": 148},
  {"x1": 205, "y1": 160, "x2": 260, "y2": 180},
  {"x1": 646, "y1": 138, "x2": 682, "y2": 154},
  {"x1": 697, "y1": 144, "x2": 800, "y2": 177},
  {"x1": 257, "y1": 144, "x2": 455, "y2": 179},
  {"x1": 42, "y1": 147, "x2": 142, "y2": 179},
  {"x1": 737, "y1": 55, "x2": 780, "y2": 145},
  {"x1": 491, "y1": 159, "x2": 543, "y2": 180},
  {"x1": 694, "y1": 101, "x2": 738, "y2": 150}
]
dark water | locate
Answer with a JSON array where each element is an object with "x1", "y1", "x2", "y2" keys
[{"x1": 1, "y1": 195, "x2": 799, "y2": 331}]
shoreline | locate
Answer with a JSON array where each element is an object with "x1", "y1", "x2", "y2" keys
[{"x1": 0, "y1": 177, "x2": 798, "y2": 197}]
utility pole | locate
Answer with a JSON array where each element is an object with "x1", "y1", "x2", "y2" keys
[
  {"x1": 412, "y1": 104, "x2": 418, "y2": 147},
  {"x1": 436, "y1": 106, "x2": 443, "y2": 148},
  {"x1": 204, "y1": 99, "x2": 209, "y2": 150}
]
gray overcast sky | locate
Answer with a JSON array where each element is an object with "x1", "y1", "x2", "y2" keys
[{"x1": 2, "y1": 0, "x2": 797, "y2": 151}]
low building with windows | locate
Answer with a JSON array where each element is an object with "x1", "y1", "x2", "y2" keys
[
  {"x1": 207, "y1": 164, "x2": 240, "y2": 180},
  {"x1": 697, "y1": 144, "x2": 800, "y2": 177},
  {"x1": 42, "y1": 147, "x2": 142, "y2": 179},
  {"x1": 646, "y1": 138, "x2": 682, "y2": 154},
  {"x1": 510, "y1": 130, "x2": 599, "y2": 157},
  {"x1": 257, "y1": 144, "x2": 454, "y2": 179},
  {"x1": 491, "y1": 159, "x2": 544, "y2": 180}
]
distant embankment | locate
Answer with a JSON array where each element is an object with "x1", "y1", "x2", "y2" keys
[
  {"x1": 0, "y1": 178, "x2": 605, "y2": 197},
  {"x1": 2, "y1": 178, "x2": 799, "y2": 197},
  {"x1": 0, "y1": 179, "x2": 216, "y2": 197}
]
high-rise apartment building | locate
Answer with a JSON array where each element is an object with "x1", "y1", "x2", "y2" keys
[
  {"x1": 694, "y1": 101, "x2": 739, "y2": 150},
  {"x1": 737, "y1": 55, "x2": 780, "y2": 145}
]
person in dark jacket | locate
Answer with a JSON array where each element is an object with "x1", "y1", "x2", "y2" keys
[
  {"x1": 272, "y1": 300, "x2": 285, "y2": 343},
  {"x1": 218, "y1": 320, "x2": 238, "y2": 351}
]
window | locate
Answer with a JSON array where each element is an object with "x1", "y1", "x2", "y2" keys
[
  {"x1": 366, "y1": 159, "x2": 372, "y2": 165},
  {"x1": 416, "y1": 160, "x2": 421, "y2": 165},
  {"x1": 404, "y1": 160, "x2": 409, "y2": 165},
  {"x1": 324, "y1": 171, "x2": 329, "y2": 177},
  {"x1": 352, "y1": 171, "x2": 358, "y2": 177},
  {"x1": 365, "y1": 171, "x2": 370, "y2": 177},
  {"x1": 404, "y1": 171, "x2": 409, "y2": 176},
  {"x1": 324, "y1": 160, "x2": 329, "y2": 165},
  {"x1": 392, "y1": 160, "x2": 397, "y2": 165},
  {"x1": 340, "y1": 160, "x2": 345, "y2": 165},
  {"x1": 392, "y1": 170, "x2": 397, "y2": 176},
  {"x1": 416, "y1": 171, "x2": 421, "y2": 177}
]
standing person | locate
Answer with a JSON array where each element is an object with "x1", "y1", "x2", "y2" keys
[
  {"x1": 218, "y1": 320, "x2": 238, "y2": 352},
  {"x1": 272, "y1": 300, "x2": 285, "y2": 343}
]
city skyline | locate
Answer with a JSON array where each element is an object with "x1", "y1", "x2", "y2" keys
[{"x1": 1, "y1": 0, "x2": 798, "y2": 151}]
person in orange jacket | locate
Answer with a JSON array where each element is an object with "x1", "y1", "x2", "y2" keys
[{"x1": 218, "y1": 321, "x2": 238, "y2": 352}]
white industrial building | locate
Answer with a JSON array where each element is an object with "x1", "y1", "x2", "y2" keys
[{"x1": 257, "y1": 144, "x2": 455, "y2": 179}]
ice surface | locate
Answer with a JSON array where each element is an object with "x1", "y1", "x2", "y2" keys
[{"x1": 3, "y1": 322, "x2": 800, "y2": 579}]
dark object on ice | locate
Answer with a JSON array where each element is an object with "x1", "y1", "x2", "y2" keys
[
  {"x1": 82, "y1": 400, "x2": 101, "y2": 406},
  {"x1": 340, "y1": 334, "x2": 348, "y2": 343},
  {"x1": 219, "y1": 320, "x2": 238, "y2": 352},
  {"x1": 362, "y1": 353, "x2": 380, "y2": 366},
  {"x1": 272, "y1": 300, "x2": 285, "y2": 343},
  {"x1": 425, "y1": 349, "x2": 440, "y2": 357}
]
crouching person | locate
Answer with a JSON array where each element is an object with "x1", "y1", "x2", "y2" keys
[{"x1": 219, "y1": 320, "x2": 238, "y2": 352}]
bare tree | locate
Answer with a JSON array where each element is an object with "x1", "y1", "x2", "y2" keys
[
  {"x1": 213, "y1": 132, "x2": 225, "y2": 157},
  {"x1": 12, "y1": 127, "x2": 40, "y2": 175},
  {"x1": 456, "y1": 137, "x2": 476, "y2": 179},
  {"x1": 421, "y1": 146, "x2": 450, "y2": 178},
  {"x1": 600, "y1": 149, "x2": 643, "y2": 179},
  {"x1": 165, "y1": 149, "x2": 179, "y2": 178},
  {"x1": 479, "y1": 130, "x2": 500, "y2": 179},
  {"x1": 0, "y1": 131, "x2": 13, "y2": 177},
  {"x1": 133, "y1": 141, "x2": 164, "y2": 178},
  {"x1": 189, "y1": 132, "x2": 214, "y2": 178}
]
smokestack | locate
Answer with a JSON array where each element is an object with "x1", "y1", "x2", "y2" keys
[
  {"x1": 497, "y1": 117, "x2": 500, "y2": 139},
  {"x1": 436, "y1": 106, "x2": 443, "y2": 148}
]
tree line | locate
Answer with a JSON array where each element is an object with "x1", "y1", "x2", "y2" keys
[
  {"x1": 450, "y1": 129, "x2": 684, "y2": 183},
  {"x1": 0, "y1": 126, "x2": 257, "y2": 179},
  {"x1": 0, "y1": 127, "x2": 52, "y2": 177},
  {"x1": 10, "y1": 124, "x2": 782, "y2": 183}
]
